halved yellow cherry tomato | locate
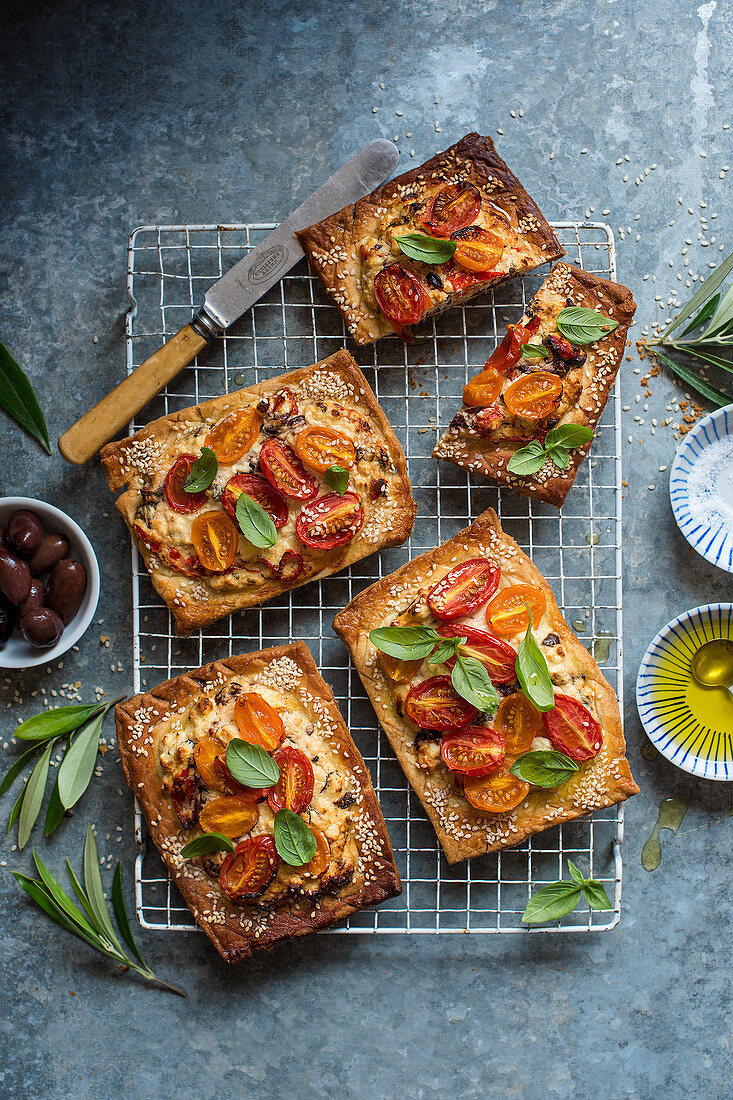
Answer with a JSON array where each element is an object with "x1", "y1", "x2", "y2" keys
[
  {"x1": 463, "y1": 766, "x2": 530, "y2": 813},
  {"x1": 198, "y1": 793, "x2": 259, "y2": 838},
  {"x1": 379, "y1": 652, "x2": 423, "y2": 683},
  {"x1": 194, "y1": 736, "x2": 229, "y2": 792},
  {"x1": 204, "y1": 407, "x2": 261, "y2": 465},
  {"x1": 463, "y1": 367, "x2": 503, "y2": 408},
  {"x1": 234, "y1": 692, "x2": 285, "y2": 752},
  {"x1": 503, "y1": 371, "x2": 563, "y2": 421},
  {"x1": 485, "y1": 583, "x2": 547, "y2": 637},
  {"x1": 191, "y1": 510, "x2": 238, "y2": 572},
  {"x1": 294, "y1": 426, "x2": 356, "y2": 473},
  {"x1": 302, "y1": 825, "x2": 330, "y2": 877},
  {"x1": 453, "y1": 225, "x2": 504, "y2": 274},
  {"x1": 495, "y1": 693, "x2": 541, "y2": 756}
]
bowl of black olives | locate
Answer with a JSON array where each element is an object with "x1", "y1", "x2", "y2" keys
[{"x1": 0, "y1": 498, "x2": 100, "y2": 668}]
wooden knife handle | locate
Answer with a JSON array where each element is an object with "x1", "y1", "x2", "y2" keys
[{"x1": 58, "y1": 324, "x2": 208, "y2": 465}]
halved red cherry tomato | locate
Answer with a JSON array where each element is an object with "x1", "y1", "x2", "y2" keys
[
  {"x1": 542, "y1": 694, "x2": 602, "y2": 761},
  {"x1": 294, "y1": 426, "x2": 355, "y2": 473},
  {"x1": 267, "y1": 745, "x2": 314, "y2": 813},
  {"x1": 374, "y1": 264, "x2": 427, "y2": 326},
  {"x1": 164, "y1": 455, "x2": 207, "y2": 514},
  {"x1": 295, "y1": 492, "x2": 364, "y2": 550},
  {"x1": 191, "y1": 510, "x2": 238, "y2": 572},
  {"x1": 427, "y1": 558, "x2": 501, "y2": 622},
  {"x1": 452, "y1": 225, "x2": 504, "y2": 274},
  {"x1": 205, "y1": 407, "x2": 260, "y2": 465},
  {"x1": 199, "y1": 793, "x2": 259, "y2": 839},
  {"x1": 503, "y1": 371, "x2": 563, "y2": 422},
  {"x1": 221, "y1": 473, "x2": 288, "y2": 528},
  {"x1": 437, "y1": 624, "x2": 517, "y2": 685},
  {"x1": 495, "y1": 693, "x2": 541, "y2": 755},
  {"x1": 234, "y1": 692, "x2": 285, "y2": 752},
  {"x1": 463, "y1": 766, "x2": 530, "y2": 813},
  {"x1": 171, "y1": 767, "x2": 201, "y2": 829},
  {"x1": 270, "y1": 549, "x2": 305, "y2": 581},
  {"x1": 463, "y1": 366, "x2": 503, "y2": 408},
  {"x1": 420, "y1": 183, "x2": 481, "y2": 237},
  {"x1": 303, "y1": 825, "x2": 330, "y2": 877},
  {"x1": 259, "y1": 439, "x2": 319, "y2": 500},
  {"x1": 485, "y1": 316, "x2": 541, "y2": 373},
  {"x1": 440, "y1": 727, "x2": 505, "y2": 776},
  {"x1": 219, "y1": 834, "x2": 279, "y2": 900},
  {"x1": 485, "y1": 583, "x2": 547, "y2": 637},
  {"x1": 405, "y1": 676, "x2": 477, "y2": 731}
]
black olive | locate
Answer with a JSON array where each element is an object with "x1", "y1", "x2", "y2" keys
[
  {"x1": 542, "y1": 632, "x2": 561, "y2": 647},
  {"x1": 426, "y1": 271, "x2": 443, "y2": 290}
]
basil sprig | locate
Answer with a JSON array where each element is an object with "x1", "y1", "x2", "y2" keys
[
  {"x1": 556, "y1": 306, "x2": 618, "y2": 345},
  {"x1": 181, "y1": 832, "x2": 235, "y2": 858},
  {"x1": 184, "y1": 446, "x2": 218, "y2": 492},
  {"x1": 324, "y1": 464, "x2": 349, "y2": 496},
  {"x1": 521, "y1": 343, "x2": 549, "y2": 360},
  {"x1": 522, "y1": 858, "x2": 612, "y2": 924},
  {"x1": 235, "y1": 492, "x2": 277, "y2": 549},
  {"x1": 451, "y1": 650, "x2": 500, "y2": 713},
  {"x1": 396, "y1": 233, "x2": 457, "y2": 265},
  {"x1": 507, "y1": 424, "x2": 594, "y2": 476},
  {"x1": 510, "y1": 750, "x2": 578, "y2": 788},
  {"x1": 516, "y1": 608, "x2": 555, "y2": 712},
  {"x1": 225, "y1": 739, "x2": 280, "y2": 787},
  {"x1": 274, "y1": 807, "x2": 317, "y2": 866}
]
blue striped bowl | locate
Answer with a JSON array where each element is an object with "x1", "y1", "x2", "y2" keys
[
  {"x1": 669, "y1": 404, "x2": 733, "y2": 572},
  {"x1": 636, "y1": 603, "x2": 733, "y2": 781}
]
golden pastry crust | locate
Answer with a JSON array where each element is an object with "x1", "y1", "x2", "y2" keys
[
  {"x1": 333, "y1": 509, "x2": 638, "y2": 864},
  {"x1": 101, "y1": 350, "x2": 416, "y2": 633},
  {"x1": 296, "y1": 133, "x2": 565, "y2": 345},
  {"x1": 433, "y1": 264, "x2": 636, "y2": 507},
  {"x1": 115, "y1": 642, "x2": 401, "y2": 963}
]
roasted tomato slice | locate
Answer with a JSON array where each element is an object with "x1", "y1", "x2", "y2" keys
[
  {"x1": 486, "y1": 316, "x2": 542, "y2": 374},
  {"x1": 495, "y1": 693, "x2": 541, "y2": 755},
  {"x1": 463, "y1": 766, "x2": 530, "y2": 813},
  {"x1": 204, "y1": 407, "x2": 260, "y2": 465},
  {"x1": 219, "y1": 834, "x2": 279, "y2": 900},
  {"x1": 294, "y1": 426, "x2": 356, "y2": 473},
  {"x1": 259, "y1": 439, "x2": 319, "y2": 501},
  {"x1": 463, "y1": 366, "x2": 503, "y2": 408},
  {"x1": 440, "y1": 727, "x2": 505, "y2": 776},
  {"x1": 295, "y1": 492, "x2": 364, "y2": 550},
  {"x1": 452, "y1": 225, "x2": 504, "y2": 274},
  {"x1": 427, "y1": 558, "x2": 501, "y2": 621},
  {"x1": 194, "y1": 736, "x2": 236, "y2": 793},
  {"x1": 267, "y1": 745, "x2": 314, "y2": 813},
  {"x1": 164, "y1": 455, "x2": 207, "y2": 514},
  {"x1": 234, "y1": 692, "x2": 285, "y2": 752},
  {"x1": 374, "y1": 264, "x2": 427, "y2": 326},
  {"x1": 221, "y1": 473, "x2": 288, "y2": 528},
  {"x1": 191, "y1": 510, "x2": 239, "y2": 572},
  {"x1": 438, "y1": 624, "x2": 517, "y2": 685},
  {"x1": 405, "y1": 676, "x2": 477, "y2": 731},
  {"x1": 503, "y1": 371, "x2": 563, "y2": 422},
  {"x1": 170, "y1": 767, "x2": 201, "y2": 830},
  {"x1": 485, "y1": 583, "x2": 547, "y2": 637},
  {"x1": 199, "y1": 794, "x2": 259, "y2": 839},
  {"x1": 542, "y1": 694, "x2": 602, "y2": 761},
  {"x1": 420, "y1": 182, "x2": 481, "y2": 237},
  {"x1": 270, "y1": 549, "x2": 304, "y2": 581},
  {"x1": 269, "y1": 387, "x2": 299, "y2": 419},
  {"x1": 303, "y1": 825, "x2": 330, "y2": 877}
]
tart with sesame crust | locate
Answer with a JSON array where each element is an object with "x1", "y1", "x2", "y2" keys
[
  {"x1": 101, "y1": 350, "x2": 416, "y2": 633},
  {"x1": 333, "y1": 509, "x2": 638, "y2": 864},
  {"x1": 115, "y1": 642, "x2": 401, "y2": 962},
  {"x1": 433, "y1": 264, "x2": 636, "y2": 506},
  {"x1": 296, "y1": 133, "x2": 564, "y2": 345}
]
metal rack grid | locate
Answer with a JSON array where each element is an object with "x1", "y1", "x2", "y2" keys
[{"x1": 125, "y1": 221, "x2": 624, "y2": 934}]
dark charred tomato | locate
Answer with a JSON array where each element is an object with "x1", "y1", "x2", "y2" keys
[
  {"x1": 495, "y1": 693, "x2": 541, "y2": 756},
  {"x1": 420, "y1": 182, "x2": 481, "y2": 237},
  {"x1": 295, "y1": 492, "x2": 364, "y2": 550},
  {"x1": 234, "y1": 692, "x2": 285, "y2": 752},
  {"x1": 373, "y1": 264, "x2": 427, "y2": 326},
  {"x1": 503, "y1": 371, "x2": 563, "y2": 422},
  {"x1": 463, "y1": 366, "x2": 503, "y2": 408},
  {"x1": 259, "y1": 439, "x2": 319, "y2": 500},
  {"x1": 427, "y1": 558, "x2": 501, "y2": 622},
  {"x1": 269, "y1": 387, "x2": 299, "y2": 418},
  {"x1": 443, "y1": 260, "x2": 484, "y2": 292},
  {"x1": 405, "y1": 676, "x2": 477, "y2": 731},
  {"x1": 219, "y1": 834, "x2": 279, "y2": 900},
  {"x1": 302, "y1": 825, "x2": 330, "y2": 877},
  {"x1": 164, "y1": 455, "x2": 207, "y2": 514},
  {"x1": 485, "y1": 316, "x2": 542, "y2": 373},
  {"x1": 463, "y1": 766, "x2": 530, "y2": 813},
  {"x1": 271, "y1": 549, "x2": 304, "y2": 580},
  {"x1": 440, "y1": 727, "x2": 505, "y2": 776},
  {"x1": 267, "y1": 745, "x2": 314, "y2": 813},
  {"x1": 485, "y1": 583, "x2": 547, "y2": 637},
  {"x1": 204, "y1": 407, "x2": 261, "y2": 465},
  {"x1": 199, "y1": 794, "x2": 259, "y2": 839},
  {"x1": 437, "y1": 624, "x2": 517, "y2": 685},
  {"x1": 190, "y1": 510, "x2": 239, "y2": 572},
  {"x1": 452, "y1": 225, "x2": 504, "y2": 274},
  {"x1": 221, "y1": 473, "x2": 288, "y2": 528},
  {"x1": 542, "y1": 694, "x2": 602, "y2": 761},
  {"x1": 294, "y1": 426, "x2": 355, "y2": 473},
  {"x1": 170, "y1": 767, "x2": 201, "y2": 829},
  {"x1": 475, "y1": 404, "x2": 507, "y2": 435}
]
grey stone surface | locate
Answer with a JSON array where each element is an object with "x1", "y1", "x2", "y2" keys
[{"x1": 1, "y1": 0, "x2": 731, "y2": 1097}]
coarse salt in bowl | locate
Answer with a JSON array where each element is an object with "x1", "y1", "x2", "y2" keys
[{"x1": 669, "y1": 404, "x2": 733, "y2": 573}]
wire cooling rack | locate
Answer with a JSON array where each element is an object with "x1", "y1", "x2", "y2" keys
[{"x1": 125, "y1": 221, "x2": 624, "y2": 934}]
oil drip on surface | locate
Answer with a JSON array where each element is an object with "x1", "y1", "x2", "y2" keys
[
  {"x1": 593, "y1": 631, "x2": 613, "y2": 663},
  {"x1": 641, "y1": 797, "x2": 688, "y2": 871}
]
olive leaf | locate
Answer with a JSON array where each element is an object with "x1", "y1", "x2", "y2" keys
[
  {"x1": 509, "y1": 750, "x2": 578, "y2": 788},
  {"x1": 522, "y1": 858, "x2": 612, "y2": 923},
  {"x1": 324, "y1": 465, "x2": 349, "y2": 496},
  {"x1": 226, "y1": 739, "x2": 280, "y2": 787},
  {"x1": 649, "y1": 349, "x2": 730, "y2": 408},
  {"x1": 235, "y1": 493, "x2": 277, "y2": 549},
  {"x1": 396, "y1": 233, "x2": 457, "y2": 264},
  {"x1": 451, "y1": 651, "x2": 499, "y2": 713},
  {"x1": 556, "y1": 306, "x2": 618, "y2": 345},
  {"x1": 274, "y1": 807, "x2": 317, "y2": 866},
  {"x1": 515, "y1": 607, "x2": 555, "y2": 712},
  {"x1": 14, "y1": 703, "x2": 104, "y2": 742},
  {"x1": 181, "y1": 832, "x2": 235, "y2": 858},
  {"x1": 0, "y1": 340, "x2": 51, "y2": 454},
  {"x1": 17, "y1": 740, "x2": 56, "y2": 850},
  {"x1": 184, "y1": 446, "x2": 218, "y2": 492},
  {"x1": 57, "y1": 714, "x2": 104, "y2": 810}
]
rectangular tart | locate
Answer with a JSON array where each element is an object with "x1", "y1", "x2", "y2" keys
[
  {"x1": 296, "y1": 133, "x2": 565, "y2": 345},
  {"x1": 101, "y1": 350, "x2": 416, "y2": 633},
  {"x1": 115, "y1": 642, "x2": 401, "y2": 962},
  {"x1": 433, "y1": 263, "x2": 636, "y2": 506},
  {"x1": 333, "y1": 509, "x2": 638, "y2": 864}
]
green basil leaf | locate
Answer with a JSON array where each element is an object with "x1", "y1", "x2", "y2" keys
[
  {"x1": 180, "y1": 832, "x2": 236, "y2": 858},
  {"x1": 57, "y1": 714, "x2": 103, "y2": 810},
  {"x1": 677, "y1": 293, "x2": 720, "y2": 338},
  {"x1": 0, "y1": 340, "x2": 52, "y2": 454},
  {"x1": 369, "y1": 626, "x2": 442, "y2": 661},
  {"x1": 183, "y1": 446, "x2": 218, "y2": 492},
  {"x1": 521, "y1": 343, "x2": 549, "y2": 360},
  {"x1": 516, "y1": 608, "x2": 555, "y2": 712},
  {"x1": 521, "y1": 880, "x2": 583, "y2": 924},
  {"x1": 544, "y1": 424, "x2": 594, "y2": 450},
  {"x1": 429, "y1": 639, "x2": 463, "y2": 667},
  {"x1": 556, "y1": 306, "x2": 618, "y2": 346},
  {"x1": 546, "y1": 446, "x2": 571, "y2": 470},
  {"x1": 582, "y1": 878, "x2": 613, "y2": 910},
  {"x1": 451, "y1": 652, "x2": 499, "y2": 713},
  {"x1": 567, "y1": 858, "x2": 585, "y2": 887},
  {"x1": 507, "y1": 441, "x2": 548, "y2": 476},
  {"x1": 14, "y1": 703, "x2": 103, "y2": 742},
  {"x1": 17, "y1": 740, "x2": 55, "y2": 850},
  {"x1": 235, "y1": 492, "x2": 277, "y2": 549},
  {"x1": 396, "y1": 233, "x2": 457, "y2": 264},
  {"x1": 0, "y1": 741, "x2": 42, "y2": 796},
  {"x1": 226, "y1": 739, "x2": 280, "y2": 787},
  {"x1": 273, "y1": 807, "x2": 317, "y2": 866},
  {"x1": 324, "y1": 465, "x2": 349, "y2": 496},
  {"x1": 510, "y1": 750, "x2": 579, "y2": 788}
]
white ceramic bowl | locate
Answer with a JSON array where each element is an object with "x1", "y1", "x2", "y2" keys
[
  {"x1": 669, "y1": 404, "x2": 733, "y2": 573},
  {"x1": 0, "y1": 497, "x2": 100, "y2": 669}
]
